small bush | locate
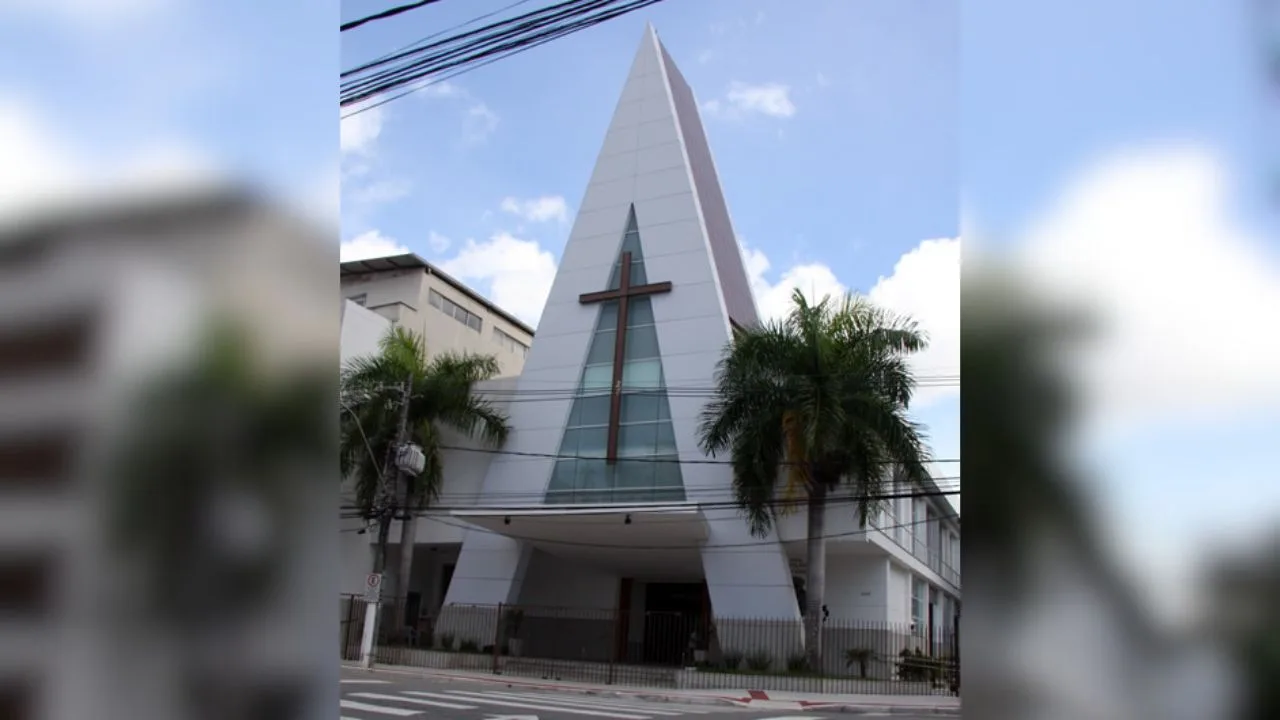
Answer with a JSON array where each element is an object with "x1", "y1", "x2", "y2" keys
[
  {"x1": 459, "y1": 639, "x2": 480, "y2": 653},
  {"x1": 745, "y1": 650, "x2": 772, "y2": 672},
  {"x1": 786, "y1": 653, "x2": 810, "y2": 673},
  {"x1": 720, "y1": 651, "x2": 745, "y2": 671},
  {"x1": 438, "y1": 633, "x2": 456, "y2": 652},
  {"x1": 845, "y1": 648, "x2": 872, "y2": 678}
]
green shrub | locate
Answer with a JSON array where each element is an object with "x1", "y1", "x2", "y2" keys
[
  {"x1": 845, "y1": 648, "x2": 872, "y2": 678},
  {"x1": 720, "y1": 651, "x2": 745, "y2": 671},
  {"x1": 745, "y1": 650, "x2": 772, "y2": 672},
  {"x1": 438, "y1": 633, "x2": 456, "y2": 652},
  {"x1": 786, "y1": 653, "x2": 811, "y2": 673},
  {"x1": 459, "y1": 639, "x2": 480, "y2": 653}
]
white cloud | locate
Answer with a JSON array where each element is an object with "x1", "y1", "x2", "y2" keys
[
  {"x1": 1013, "y1": 144, "x2": 1280, "y2": 435},
  {"x1": 697, "y1": 49, "x2": 714, "y2": 64},
  {"x1": 340, "y1": 229, "x2": 408, "y2": 262},
  {"x1": 704, "y1": 82, "x2": 796, "y2": 120},
  {"x1": 0, "y1": 97, "x2": 224, "y2": 222},
  {"x1": 438, "y1": 232, "x2": 558, "y2": 327},
  {"x1": 340, "y1": 104, "x2": 384, "y2": 156},
  {"x1": 427, "y1": 230, "x2": 451, "y2": 254},
  {"x1": 743, "y1": 236, "x2": 961, "y2": 405},
  {"x1": 350, "y1": 178, "x2": 412, "y2": 206},
  {"x1": 816, "y1": 72, "x2": 830, "y2": 87},
  {"x1": 463, "y1": 103, "x2": 499, "y2": 144},
  {"x1": 500, "y1": 195, "x2": 569, "y2": 224}
]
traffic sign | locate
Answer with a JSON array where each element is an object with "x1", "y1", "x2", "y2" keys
[{"x1": 363, "y1": 572, "x2": 383, "y2": 603}]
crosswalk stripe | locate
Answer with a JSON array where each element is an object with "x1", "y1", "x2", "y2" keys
[
  {"x1": 471, "y1": 690, "x2": 702, "y2": 715},
  {"x1": 341, "y1": 679, "x2": 392, "y2": 685},
  {"x1": 405, "y1": 691, "x2": 651, "y2": 719},
  {"x1": 339, "y1": 699, "x2": 422, "y2": 716},
  {"x1": 349, "y1": 692, "x2": 479, "y2": 709}
]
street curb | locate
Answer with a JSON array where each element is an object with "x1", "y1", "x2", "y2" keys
[{"x1": 341, "y1": 663, "x2": 960, "y2": 715}]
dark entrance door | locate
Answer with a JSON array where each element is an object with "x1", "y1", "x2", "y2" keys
[{"x1": 643, "y1": 582, "x2": 705, "y2": 665}]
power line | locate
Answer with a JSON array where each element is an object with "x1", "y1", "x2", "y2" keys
[
  {"x1": 352, "y1": 0, "x2": 541, "y2": 73},
  {"x1": 342, "y1": 502, "x2": 959, "y2": 555},
  {"x1": 338, "y1": 481, "x2": 962, "y2": 517},
  {"x1": 342, "y1": 0, "x2": 665, "y2": 111},
  {"x1": 429, "y1": 443, "x2": 961, "y2": 466},
  {"x1": 342, "y1": 0, "x2": 446, "y2": 33}
]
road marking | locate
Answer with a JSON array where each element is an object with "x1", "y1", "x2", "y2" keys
[
  {"x1": 339, "y1": 698, "x2": 422, "y2": 716},
  {"x1": 349, "y1": 692, "x2": 480, "y2": 709},
  {"x1": 341, "y1": 679, "x2": 392, "y2": 685},
  {"x1": 758, "y1": 717, "x2": 824, "y2": 720},
  {"x1": 474, "y1": 691, "x2": 702, "y2": 715},
  {"x1": 406, "y1": 691, "x2": 651, "y2": 719}
]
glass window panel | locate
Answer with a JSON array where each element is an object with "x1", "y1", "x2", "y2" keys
[
  {"x1": 576, "y1": 394, "x2": 611, "y2": 427},
  {"x1": 657, "y1": 394, "x2": 672, "y2": 420},
  {"x1": 615, "y1": 460, "x2": 655, "y2": 493},
  {"x1": 586, "y1": 330, "x2": 616, "y2": 365},
  {"x1": 582, "y1": 364, "x2": 612, "y2": 391},
  {"x1": 576, "y1": 427, "x2": 608, "y2": 458},
  {"x1": 618, "y1": 422, "x2": 658, "y2": 457},
  {"x1": 547, "y1": 459, "x2": 578, "y2": 492},
  {"x1": 575, "y1": 459, "x2": 610, "y2": 492},
  {"x1": 622, "y1": 359, "x2": 661, "y2": 389},
  {"x1": 624, "y1": 324, "x2": 659, "y2": 361},
  {"x1": 652, "y1": 456, "x2": 683, "y2": 488},
  {"x1": 651, "y1": 486, "x2": 686, "y2": 503},
  {"x1": 467, "y1": 314, "x2": 481, "y2": 331},
  {"x1": 629, "y1": 261, "x2": 647, "y2": 285},
  {"x1": 628, "y1": 298, "x2": 654, "y2": 326},
  {"x1": 655, "y1": 423, "x2": 677, "y2": 455},
  {"x1": 558, "y1": 428, "x2": 581, "y2": 456},
  {"x1": 620, "y1": 393, "x2": 660, "y2": 424},
  {"x1": 429, "y1": 290, "x2": 442, "y2": 308},
  {"x1": 597, "y1": 301, "x2": 619, "y2": 331}
]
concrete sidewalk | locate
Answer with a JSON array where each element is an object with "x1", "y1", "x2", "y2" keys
[{"x1": 342, "y1": 662, "x2": 961, "y2": 716}]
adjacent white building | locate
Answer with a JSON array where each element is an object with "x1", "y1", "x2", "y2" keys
[{"x1": 340, "y1": 25, "x2": 959, "y2": 674}]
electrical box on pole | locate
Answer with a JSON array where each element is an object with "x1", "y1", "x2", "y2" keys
[{"x1": 395, "y1": 443, "x2": 425, "y2": 476}]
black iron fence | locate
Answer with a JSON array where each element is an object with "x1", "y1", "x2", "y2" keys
[{"x1": 340, "y1": 594, "x2": 959, "y2": 696}]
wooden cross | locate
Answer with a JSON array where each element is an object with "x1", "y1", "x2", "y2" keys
[{"x1": 578, "y1": 251, "x2": 672, "y2": 464}]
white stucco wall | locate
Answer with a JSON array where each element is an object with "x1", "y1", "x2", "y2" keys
[
  {"x1": 339, "y1": 300, "x2": 390, "y2": 596},
  {"x1": 825, "y1": 556, "x2": 890, "y2": 622}
]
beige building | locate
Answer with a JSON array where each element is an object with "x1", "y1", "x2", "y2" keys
[{"x1": 340, "y1": 253, "x2": 534, "y2": 377}]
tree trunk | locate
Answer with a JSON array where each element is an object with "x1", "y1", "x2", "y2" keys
[{"x1": 804, "y1": 484, "x2": 828, "y2": 671}]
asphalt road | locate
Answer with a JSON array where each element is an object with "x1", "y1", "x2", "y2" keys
[{"x1": 339, "y1": 669, "x2": 937, "y2": 720}]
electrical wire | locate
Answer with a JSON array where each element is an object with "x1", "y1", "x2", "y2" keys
[
  {"x1": 343, "y1": 0, "x2": 446, "y2": 33},
  {"x1": 342, "y1": 0, "x2": 666, "y2": 111},
  {"x1": 338, "y1": 481, "x2": 962, "y2": 518},
  {"x1": 341, "y1": 501, "x2": 959, "y2": 558}
]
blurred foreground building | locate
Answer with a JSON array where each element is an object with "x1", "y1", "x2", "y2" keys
[
  {"x1": 0, "y1": 189, "x2": 334, "y2": 719},
  {"x1": 338, "y1": 25, "x2": 961, "y2": 690}
]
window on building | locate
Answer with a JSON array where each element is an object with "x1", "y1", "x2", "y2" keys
[
  {"x1": 493, "y1": 327, "x2": 530, "y2": 357},
  {"x1": 428, "y1": 289, "x2": 482, "y2": 332},
  {"x1": 545, "y1": 208, "x2": 685, "y2": 505},
  {"x1": 911, "y1": 578, "x2": 927, "y2": 633},
  {"x1": 348, "y1": 293, "x2": 367, "y2": 307}
]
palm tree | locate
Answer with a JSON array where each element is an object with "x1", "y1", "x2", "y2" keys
[
  {"x1": 340, "y1": 326, "x2": 510, "y2": 626},
  {"x1": 697, "y1": 289, "x2": 934, "y2": 670}
]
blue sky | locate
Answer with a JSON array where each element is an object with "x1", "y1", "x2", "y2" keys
[{"x1": 339, "y1": 0, "x2": 963, "y2": 513}]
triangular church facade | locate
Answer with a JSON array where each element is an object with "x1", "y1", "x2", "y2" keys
[{"x1": 440, "y1": 25, "x2": 803, "y2": 643}]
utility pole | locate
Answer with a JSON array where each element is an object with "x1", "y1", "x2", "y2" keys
[{"x1": 359, "y1": 376, "x2": 413, "y2": 669}]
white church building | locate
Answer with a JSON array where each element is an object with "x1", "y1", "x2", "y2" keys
[{"x1": 340, "y1": 25, "x2": 959, "y2": 677}]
